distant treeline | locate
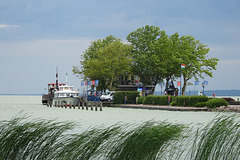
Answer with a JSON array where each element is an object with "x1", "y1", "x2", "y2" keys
[{"x1": 155, "y1": 90, "x2": 240, "y2": 96}]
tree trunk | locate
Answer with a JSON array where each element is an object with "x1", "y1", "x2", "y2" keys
[
  {"x1": 182, "y1": 76, "x2": 187, "y2": 95},
  {"x1": 142, "y1": 84, "x2": 146, "y2": 97}
]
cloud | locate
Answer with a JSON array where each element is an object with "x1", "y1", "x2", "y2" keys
[
  {"x1": 0, "y1": 24, "x2": 20, "y2": 29},
  {"x1": 208, "y1": 44, "x2": 240, "y2": 59},
  {"x1": 0, "y1": 38, "x2": 92, "y2": 58}
]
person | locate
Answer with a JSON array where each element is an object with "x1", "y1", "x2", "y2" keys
[
  {"x1": 168, "y1": 96, "x2": 171, "y2": 107},
  {"x1": 124, "y1": 96, "x2": 127, "y2": 106},
  {"x1": 213, "y1": 92, "x2": 216, "y2": 97}
]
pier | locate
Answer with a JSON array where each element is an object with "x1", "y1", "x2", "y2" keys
[{"x1": 44, "y1": 96, "x2": 103, "y2": 111}]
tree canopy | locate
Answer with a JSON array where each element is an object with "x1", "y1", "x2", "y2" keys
[
  {"x1": 73, "y1": 35, "x2": 132, "y2": 91},
  {"x1": 74, "y1": 25, "x2": 219, "y2": 95},
  {"x1": 177, "y1": 35, "x2": 218, "y2": 95},
  {"x1": 126, "y1": 25, "x2": 169, "y2": 96}
]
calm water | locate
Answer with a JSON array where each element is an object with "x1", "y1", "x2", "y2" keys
[{"x1": 0, "y1": 95, "x2": 228, "y2": 132}]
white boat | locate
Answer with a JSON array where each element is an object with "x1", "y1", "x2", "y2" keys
[{"x1": 53, "y1": 84, "x2": 80, "y2": 107}]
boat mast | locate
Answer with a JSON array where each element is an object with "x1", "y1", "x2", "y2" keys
[
  {"x1": 66, "y1": 73, "x2": 68, "y2": 85},
  {"x1": 56, "y1": 67, "x2": 59, "y2": 90}
]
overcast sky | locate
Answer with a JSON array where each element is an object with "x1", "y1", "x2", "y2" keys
[{"x1": 0, "y1": 0, "x2": 240, "y2": 94}]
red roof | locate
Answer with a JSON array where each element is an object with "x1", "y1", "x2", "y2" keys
[{"x1": 48, "y1": 83, "x2": 66, "y2": 85}]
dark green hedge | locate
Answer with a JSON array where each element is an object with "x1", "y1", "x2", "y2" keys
[
  {"x1": 195, "y1": 102, "x2": 207, "y2": 107},
  {"x1": 172, "y1": 96, "x2": 209, "y2": 107},
  {"x1": 113, "y1": 91, "x2": 140, "y2": 104},
  {"x1": 137, "y1": 97, "x2": 146, "y2": 104},
  {"x1": 143, "y1": 95, "x2": 175, "y2": 105},
  {"x1": 206, "y1": 98, "x2": 229, "y2": 108}
]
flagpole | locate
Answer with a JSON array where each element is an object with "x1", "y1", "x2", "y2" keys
[
  {"x1": 194, "y1": 81, "x2": 196, "y2": 95},
  {"x1": 180, "y1": 63, "x2": 182, "y2": 95}
]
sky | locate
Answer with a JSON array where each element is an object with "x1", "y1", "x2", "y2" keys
[{"x1": 0, "y1": 0, "x2": 240, "y2": 94}]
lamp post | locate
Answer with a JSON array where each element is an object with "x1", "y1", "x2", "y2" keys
[
  {"x1": 159, "y1": 82, "x2": 165, "y2": 95},
  {"x1": 202, "y1": 82, "x2": 205, "y2": 96}
]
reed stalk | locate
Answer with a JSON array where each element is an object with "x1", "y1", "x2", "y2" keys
[{"x1": 0, "y1": 114, "x2": 239, "y2": 160}]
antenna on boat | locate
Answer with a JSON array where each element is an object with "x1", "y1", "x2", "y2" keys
[
  {"x1": 56, "y1": 67, "x2": 59, "y2": 90},
  {"x1": 66, "y1": 73, "x2": 68, "y2": 85}
]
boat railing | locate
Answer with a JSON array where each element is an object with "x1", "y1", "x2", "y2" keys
[{"x1": 42, "y1": 94, "x2": 54, "y2": 99}]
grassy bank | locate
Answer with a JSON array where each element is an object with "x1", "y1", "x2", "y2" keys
[{"x1": 0, "y1": 114, "x2": 239, "y2": 160}]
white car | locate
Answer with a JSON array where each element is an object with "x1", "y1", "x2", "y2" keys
[{"x1": 100, "y1": 91, "x2": 115, "y2": 101}]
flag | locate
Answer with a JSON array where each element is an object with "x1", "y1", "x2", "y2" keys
[
  {"x1": 87, "y1": 81, "x2": 90, "y2": 86},
  {"x1": 204, "y1": 81, "x2": 208, "y2": 85},
  {"x1": 95, "y1": 80, "x2": 99, "y2": 86},
  {"x1": 181, "y1": 64, "x2": 186, "y2": 69},
  {"x1": 195, "y1": 81, "x2": 199, "y2": 85},
  {"x1": 177, "y1": 81, "x2": 181, "y2": 86},
  {"x1": 81, "y1": 82, "x2": 84, "y2": 86}
]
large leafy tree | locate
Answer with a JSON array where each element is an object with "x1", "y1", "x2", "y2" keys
[
  {"x1": 178, "y1": 35, "x2": 219, "y2": 95},
  {"x1": 126, "y1": 25, "x2": 169, "y2": 96},
  {"x1": 161, "y1": 32, "x2": 181, "y2": 85},
  {"x1": 73, "y1": 36, "x2": 132, "y2": 91}
]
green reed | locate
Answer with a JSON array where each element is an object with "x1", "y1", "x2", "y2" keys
[
  {"x1": 187, "y1": 115, "x2": 240, "y2": 160},
  {"x1": 0, "y1": 114, "x2": 239, "y2": 160}
]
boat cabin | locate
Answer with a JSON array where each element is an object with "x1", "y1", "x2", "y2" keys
[{"x1": 54, "y1": 84, "x2": 79, "y2": 98}]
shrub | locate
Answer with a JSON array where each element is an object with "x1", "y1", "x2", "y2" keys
[
  {"x1": 144, "y1": 95, "x2": 174, "y2": 105},
  {"x1": 195, "y1": 102, "x2": 207, "y2": 107},
  {"x1": 174, "y1": 96, "x2": 209, "y2": 107},
  {"x1": 206, "y1": 98, "x2": 229, "y2": 108},
  {"x1": 170, "y1": 101, "x2": 177, "y2": 106},
  {"x1": 113, "y1": 91, "x2": 140, "y2": 104},
  {"x1": 137, "y1": 97, "x2": 145, "y2": 104}
]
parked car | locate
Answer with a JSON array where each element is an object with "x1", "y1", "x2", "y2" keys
[{"x1": 100, "y1": 91, "x2": 115, "y2": 101}]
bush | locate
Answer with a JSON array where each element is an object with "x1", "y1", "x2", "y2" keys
[
  {"x1": 113, "y1": 91, "x2": 140, "y2": 104},
  {"x1": 206, "y1": 98, "x2": 229, "y2": 108},
  {"x1": 195, "y1": 102, "x2": 207, "y2": 107},
  {"x1": 174, "y1": 96, "x2": 209, "y2": 107},
  {"x1": 170, "y1": 101, "x2": 177, "y2": 106},
  {"x1": 144, "y1": 95, "x2": 174, "y2": 105},
  {"x1": 137, "y1": 97, "x2": 146, "y2": 104}
]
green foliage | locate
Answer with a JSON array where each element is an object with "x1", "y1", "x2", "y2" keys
[
  {"x1": 0, "y1": 114, "x2": 239, "y2": 160},
  {"x1": 0, "y1": 116, "x2": 75, "y2": 160},
  {"x1": 113, "y1": 91, "x2": 140, "y2": 104},
  {"x1": 206, "y1": 98, "x2": 229, "y2": 108},
  {"x1": 173, "y1": 96, "x2": 209, "y2": 107},
  {"x1": 107, "y1": 121, "x2": 185, "y2": 160},
  {"x1": 195, "y1": 102, "x2": 207, "y2": 107},
  {"x1": 74, "y1": 25, "x2": 219, "y2": 95},
  {"x1": 126, "y1": 25, "x2": 169, "y2": 95},
  {"x1": 187, "y1": 115, "x2": 240, "y2": 160},
  {"x1": 73, "y1": 35, "x2": 132, "y2": 90},
  {"x1": 137, "y1": 96, "x2": 146, "y2": 104},
  {"x1": 177, "y1": 35, "x2": 219, "y2": 95},
  {"x1": 143, "y1": 95, "x2": 174, "y2": 105}
]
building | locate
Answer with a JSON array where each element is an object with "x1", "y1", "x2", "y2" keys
[{"x1": 116, "y1": 75, "x2": 156, "y2": 95}]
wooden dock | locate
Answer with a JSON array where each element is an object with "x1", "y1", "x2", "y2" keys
[{"x1": 43, "y1": 96, "x2": 103, "y2": 111}]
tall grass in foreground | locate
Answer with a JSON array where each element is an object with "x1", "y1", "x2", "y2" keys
[
  {"x1": 0, "y1": 114, "x2": 239, "y2": 160},
  {"x1": 187, "y1": 115, "x2": 240, "y2": 160}
]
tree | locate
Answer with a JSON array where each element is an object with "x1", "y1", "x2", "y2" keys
[
  {"x1": 126, "y1": 25, "x2": 169, "y2": 96},
  {"x1": 178, "y1": 35, "x2": 219, "y2": 95},
  {"x1": 73, "y1": 36, "x2": 132, "y2": 91},
  {"x1": 162, "y1": 32, "x2": 182, "y2": 85}
]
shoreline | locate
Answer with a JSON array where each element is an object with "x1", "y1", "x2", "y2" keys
[{"x1": 107, "y1": 104, "x2": 240, "y2": 113}]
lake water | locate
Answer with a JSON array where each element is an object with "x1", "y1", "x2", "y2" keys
[{"x1": 0, "y1": 95, "x2": 230, "y2": 132}]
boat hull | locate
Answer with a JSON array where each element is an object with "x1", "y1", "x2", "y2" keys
[{"x1": 53, "y1": 97, "x2": 79, "y2": 107}]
